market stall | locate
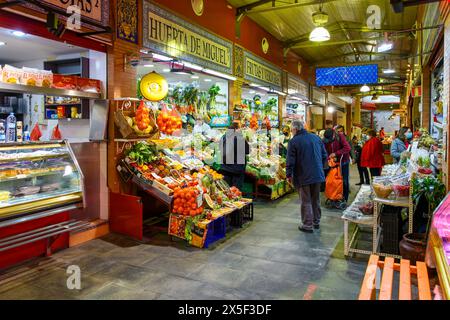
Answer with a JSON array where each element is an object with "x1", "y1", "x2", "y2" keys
[
  {"x1": 113, "y1": 98, "x2": 253, "y2": 246},
  {"x1": 0, "y1": 15, "x2": 108, "y2": 268},
  {"x1": 284, "y1": 74, "x2": 309, "y2": 126},
  {"x1": 342, "y1": 130, "x2": 446, "y2": 262},
  {"x1": 310, "y1": 87, "x2": 326, "y2": 131}
]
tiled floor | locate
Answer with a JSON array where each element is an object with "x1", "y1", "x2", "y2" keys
[{"x1": 0, "y1": 168, "x2": 370, "y2": 300}]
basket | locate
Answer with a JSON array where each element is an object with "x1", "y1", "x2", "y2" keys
[
  {"x1": 393, "y1": 184, "x2": 410, "y2": 198},
  {"x1": 114, "y1": 108, "x2": 158, "y2": 139},
  {"x1": 373, "y1": 183, "x2": 393, "y2": 199}
]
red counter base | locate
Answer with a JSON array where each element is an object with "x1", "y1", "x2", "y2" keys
[{"x1": 0, "y1": 212, "x2": 70, "y2": 271}]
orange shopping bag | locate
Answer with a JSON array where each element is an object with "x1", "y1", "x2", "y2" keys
[{"x1": 325, "y1": 158, "x2": 343, "y2": 201}]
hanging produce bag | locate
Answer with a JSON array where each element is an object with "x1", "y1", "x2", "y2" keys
[
  {"x1": 250, "y1": 113, "x2": 258, "y2": 130},
  {"x1": 157, "y1": 103, "x2": 182, "y2": 136},
  {"x1": 263, "y1": 116, "x2": 272, "y2": 130},
  {"x1": 30, "y1": 123, "x2": 42, "y2": 141},
  {"x1": 51, "y1": 124, "x2": 62, "y2": 140}
]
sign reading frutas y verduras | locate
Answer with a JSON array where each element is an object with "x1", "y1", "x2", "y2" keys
[
  {"x1": 288, "y1": 74, "x2": 308, "y2": 98},
  {"x1": 243, "y1": 50, "x2": 282, "y2": 90},
  {"x1": 143, "y1": 1, "x2": 233, "y2": 75}
]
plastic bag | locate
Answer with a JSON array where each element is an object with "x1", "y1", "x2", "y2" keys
[
  {"x1": 30, "y1": 123, "x2": 42, "y2": 141},
  {"x1": 51, "y1": 124, "x2": 62, "y2": 140}
]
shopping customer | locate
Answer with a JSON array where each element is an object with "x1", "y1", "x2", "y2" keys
[
  {"x1": 379, "y1": 127, "x2": 386, "y2": 140},
  {"x1": 336, "y1": 125, "x2": 355, "y2": 162},
  {"x1": 323, "y1": 127, "x2": 351, "y2": 201},
  {"x1": 361, "y1": 129, "x2": 385, "y2": 178},
  {"x1": 219, "y1": 121, "x2": 250, "y2": 190},
  {"x1": 390, "y1": 127, "x2": 409, "y2": 163},
  {"x1": 286, "y1": 120, "x2": 328, "y2": 233},
  {"x1": 352, "y1": 136, "x2": 369, "y2": 185}
]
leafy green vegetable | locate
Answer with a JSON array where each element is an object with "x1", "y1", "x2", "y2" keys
[
  {"x1": 125, "y1": 142, "x2": 157, "y2": 165},
  {"x1": 208, "y1": 85, "x2": 221, "y2": 110},
  {"x1": 412, "y1": 175, "x2": 446, "y2": 243}
]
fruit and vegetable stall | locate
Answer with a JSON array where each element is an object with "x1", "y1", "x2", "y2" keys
[{"x1": 341, "y1": 133, "x2": 446, "y2": 260}]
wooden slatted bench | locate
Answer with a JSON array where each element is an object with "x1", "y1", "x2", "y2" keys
[{"x1": 358, "y1": 254, "x2": 432, "y2": 300}]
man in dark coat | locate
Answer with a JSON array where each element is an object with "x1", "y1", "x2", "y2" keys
[
  {"x1": 286, "y1": 120, "x2": 328, "y2": 233},
  {"x1": 219, "y1": 121, "x2": 250, "y2": 190}
]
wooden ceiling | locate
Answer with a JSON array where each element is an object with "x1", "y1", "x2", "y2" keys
[{"x1": 228, "y1": 0, "x2": 443, "y2": 94}]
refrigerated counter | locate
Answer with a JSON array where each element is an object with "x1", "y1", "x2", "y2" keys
[{"x1": 0, "y1": 141, "x2": 85, "y2": 221}]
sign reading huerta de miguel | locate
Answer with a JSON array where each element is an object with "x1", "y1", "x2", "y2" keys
[
  {"x1": 244, "y1": 50, "x2": 282, "y2": 91},
  {"x1": 143, "y1": 1, "x2": 233, "y2": 76}
]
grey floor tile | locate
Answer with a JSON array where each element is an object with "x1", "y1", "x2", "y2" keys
[{"x1": 81, "y1": 282, "x2": 161, "y2": 300}]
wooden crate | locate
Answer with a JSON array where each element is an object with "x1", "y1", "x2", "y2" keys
[{"x1": 359, "y1": 254, "x2": 432, "y2": 300}]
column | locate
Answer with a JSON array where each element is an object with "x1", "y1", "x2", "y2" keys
[
  {"x1": 353, "y1": 96, "x2": 361, "y2": 125},
  {"x1": 346, "y1": 103, "x2": 352, "y2": 137},
  {"x1": 421, "y1": 65, "x2": 431, "y2": 130},
  {"x1": 229, "y1": 79, "x2": 244, "y2": 118},
  {"x1": 307, "y1": 106, "x2": 313, "y2": 131},
  {"x1": 278, "y1": 95, "x2": 286, "y2": 128}
]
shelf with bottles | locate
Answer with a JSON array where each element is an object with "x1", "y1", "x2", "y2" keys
[{"x1": 44, "y1": 101, "x2": 89, "y2": 120}]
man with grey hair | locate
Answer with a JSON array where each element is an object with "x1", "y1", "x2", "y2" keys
[{"x1": 286, "y1": 120, "x2": 328, "y2": 233}]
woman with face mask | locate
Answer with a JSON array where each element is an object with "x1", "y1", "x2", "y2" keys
[{"x1": 390, "y1": 126, "x2": 410, "y2": 163}]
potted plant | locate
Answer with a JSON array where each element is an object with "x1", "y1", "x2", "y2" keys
[{"x1": 399, "y1": 175, "x2": 446, "y2": 264}]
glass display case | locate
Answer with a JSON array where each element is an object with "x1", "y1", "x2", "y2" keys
[
  {"x1": 0, "y1": 141, "x2": 84, "y2": 221},
  {"x1": 428, "y1": 193, "x2": 450, "y2": 299}
]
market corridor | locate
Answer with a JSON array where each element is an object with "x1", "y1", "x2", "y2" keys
[{"x1": 0, "y1": 173, "x2": 368, "y2": 300}]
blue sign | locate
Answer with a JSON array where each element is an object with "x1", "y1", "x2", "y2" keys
[{"x1": 316, "y1": 64, "x2": 378, "y2": 86}]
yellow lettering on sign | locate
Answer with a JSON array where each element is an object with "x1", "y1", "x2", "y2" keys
[
  {"x1": 44, "y1": 0, "x2": 102, "y2": 22},
  {"x1": 246, "y1": 58, "x2": 281, "y2": 87},
  {"x1": 148, "y1": 12, "x2": 231, "y2": 69}
]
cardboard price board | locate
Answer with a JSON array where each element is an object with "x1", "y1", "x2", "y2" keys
[
  {"x1": 168, "y1": 214, "x2": 187, "y2": 240},
  {"x1": 190, "y1": 223, "x2": 207, "y2": 248}
]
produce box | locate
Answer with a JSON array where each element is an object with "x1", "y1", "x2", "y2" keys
[
  {"x1": 168, "y1": 214, "x2": 187, "y2": 240},
  {"x1": 77, "y1": 77, "x2": 101, "y2": 93},
  {"x1": 190, "y1": 222, "x2": 207, "y2": 248},
  {"x1": 52, "y1": 74, "x2": 77, "y2": 90},
  {"x1": 115, "y1": 108, "x2": 159, "y2": 139}
]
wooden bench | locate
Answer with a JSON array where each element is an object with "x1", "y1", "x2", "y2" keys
[{"x1": 358, "y1": 254, "x2": 432, "y2": 300}]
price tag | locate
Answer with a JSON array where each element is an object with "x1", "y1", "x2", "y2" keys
[
  {"x1": 411, "y1": 141, "x2": 418, "y2": 154},
  {"x1": 164, "y1": 176, "x2": 175, "y2": 184},
  {"x1": 151, "y1": 172, "x2": 161, "y2": 180},
  {"x1": 196, "y1": 185, "x2": 203, "y2": 208},
  {"x1": 184, "y1": 175, "x2": 192, "y2": 181}
]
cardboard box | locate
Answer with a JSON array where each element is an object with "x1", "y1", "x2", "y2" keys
[
  {"x1": 52, "y1": 74, "x2": 77, "y2": 90},
  {"x1": 77, "y1": 77, "x2": 101, "y2": 93}
]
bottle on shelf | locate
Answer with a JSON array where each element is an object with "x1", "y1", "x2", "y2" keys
[
  {"x1": 6, "y1": 112, "x2": 16, "y2": 142},
  {"x1": 16, "y1": 121, "x2": 23, "y2": 143},
  {"x1": 0, "y1": 120, "x2": 5, "y2": 143}
]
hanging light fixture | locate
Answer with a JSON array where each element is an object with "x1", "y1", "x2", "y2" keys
[
  {"x1": 309, "y1": 4, "x2": 330, "y2": 42},
  {"x1": 360, "y1": 84, "x2": 370, "y2": 93}
]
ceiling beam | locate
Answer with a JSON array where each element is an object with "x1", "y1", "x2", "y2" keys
[
  {"x1": 284, "y1": 23, "x2": 441, "y2": 48},
  {"x1": 391, "y1": 0, "x2": 443, "y2": 14},
  {"x1": 314, "y1": 51, "x2": 433, "y2": 66},
  {"x1": 238, "y1": 0, "x2": 339, "y2": 15},
  {"x1": 0, "y1": 0, "x2": 27, "y2": 9},
  {"x1": 289, "y1": 34, "x2": 411, "y2": 49},
  {"x1": 236, "y1": 0, "x2": 274, "y2": 15}
]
